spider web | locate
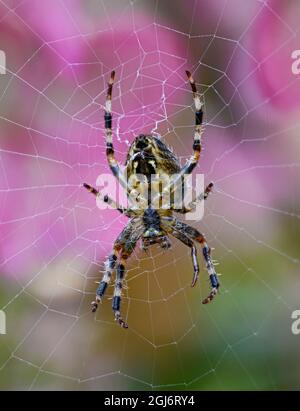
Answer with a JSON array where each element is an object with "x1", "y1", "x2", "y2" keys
[{"x1": 0, "y1": 0, "x2": 300, "y2": 390}]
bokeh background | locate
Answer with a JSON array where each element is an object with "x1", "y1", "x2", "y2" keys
[{"x1": 0, "y1": 0, "x2": 300, "y2": 390}]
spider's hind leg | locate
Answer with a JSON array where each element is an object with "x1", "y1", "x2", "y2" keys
[
  {"x1": 91, "y1": 252, "x2": 118, "y2": 312},
  {"x1": 189, "y1": 232, "x2": 220, "y2": 302},
  {"x1": 201, "y1": 244, "x2": 220, "y2": 304},
  {"x1": 168, "y1": 219, "x2": 220, "y2": 304},
  {"x1": 112, "y1": 238, "x2": 140, "y2": 329},
  {"x1": 169, "y1": 230, "x2": 199, "y2": 288},
  {"x1": 92, "y1": 218, "x2": 143, "y2": 327},
  {"x1": 112, "y1": 258, "x2": 129, "y2": 329}
]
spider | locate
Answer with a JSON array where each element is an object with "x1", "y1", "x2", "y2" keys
[{"x1": 83, "y1": 70, "x2": 220, "y2": 328}]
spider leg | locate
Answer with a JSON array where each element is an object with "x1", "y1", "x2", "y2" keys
[
  {"x1": 161, "y1": 217, "x2": 220, "y2": 303},
  {"x1": 104, "y1": 71, "x2": 128, "y2": 191},
  {"x1": 112, "y1": 257, "x2": 128, "y2": 328},
  {"x1": 181, "y1": 70, "x2": 203, "y2": 174},
  {"x1": 91, "y1": 218, "x2": 143, "y2": 328},
  {"x1": 169, "y1": 71, "x2": 204, "y2": 181},
  {"x1": 180, "y1": 221, "x2": 219, "y2": 303},
  {"x1": 200, "y1": 244, "x2": 220, "y2": 304},
  {"x1": 177, "y1": 182, "x2": 214, "y2": 214},
  {"x1": 112, "y1": 228, "x2": 142, "y2": 328},
  {"x1": 168, "y1": 229, "x2": 199, "y2": 287},
  {"x1": 91, "y1": 252, "x2": 118, "y2": 312},
  {"x1": 103, "y1": 72, "x2": 148, "y2": 207},
  {"x1": 151, "y1": 70, "x2": 204, "y2": 208},
  {"x1": 83, "y1": 182, "x2": 129, "y2": 215},
  {"x1": 203, "y1": 182, "x2": 214, "y2": 200}
]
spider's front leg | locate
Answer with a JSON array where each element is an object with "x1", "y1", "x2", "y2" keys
[
  {"x1": 171, "y1": 71, "x2": 204, "y2": 187},
  {"x1": 182, "y1": 70, "x2": 203, "y2": 174},
  {"x1": 152, "y1": 71, "x2": 204, "y2": 206},
  {"x1": 104, "y1": 71, "x2": 128, "y2": 191}
]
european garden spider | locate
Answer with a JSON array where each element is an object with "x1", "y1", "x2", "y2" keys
[{"x1": 84, "y1": 71, "x2": 220, "y2": 328}]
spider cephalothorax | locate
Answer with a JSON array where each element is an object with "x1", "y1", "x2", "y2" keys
[
  {"x1": 125, "y1": 134, "x2": 182, "y2": 210},
  {"x1": 84, "y1": 70, "x2": 220, "y2": 329}
]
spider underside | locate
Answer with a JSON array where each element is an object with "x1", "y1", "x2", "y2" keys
[{"x1": 84, "y1": 70, "x2": 220, "y2": 329}]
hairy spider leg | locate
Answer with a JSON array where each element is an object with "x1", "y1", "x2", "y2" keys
[
  {"x1": 92, "y1": 218, "x2": 144, "y2": 327},
  {"x1": 82, "y1": 183, "x2": 129, "y2": 215},
  {"x1": 183, "y1": 70, "x2": 203, "y2": 173},
  {"x1": 112, "y1": 225, "x2": 143, "y2": 328},
  {"x1": 177, "y1": 181, "x2": 214, "y2": 214},
  {"x1": 104, "y1": 72, "x2": 148, "y2": 207},
  {"x1": 169, "y1": 229, "x2": 199, "y2": 287},
  {"x1": 161, "y1": 217, "x2": 220, "y2": 303},
  {"x1": 181, "y1": 221, "x2": 220, "y2": 303},
  {"x1": 91, "y1": 222, "x2": 135, "y2": 313},
  {"x1": 151, "y1": 70, "x2": 204, "y2": 209},
  {"x1": 104, "y1": 71, "x2": 129, "y2": 192},
  {"x1": 91, "y1": 252, "x2": 118, "y2": 313},
  {"x1": 112, "y1": 258, "x2": 128, "y2": 328},
  {"x1": 200, "y1": 243, "x2": 220, "y2": 304}
]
